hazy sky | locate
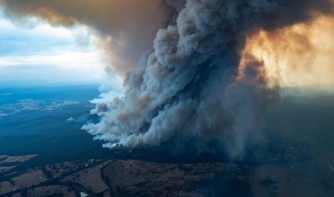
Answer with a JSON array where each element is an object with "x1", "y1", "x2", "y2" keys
[{"x1": 0, "y1": 9, "x2": 108, "y2": 85}]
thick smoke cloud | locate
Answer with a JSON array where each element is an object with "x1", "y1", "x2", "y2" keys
[
  {"x1": 242, "y1": 14, "x2": 334, "y2": 87},
  {"x1": 2, "y1": 0, "x2": 333, "y2": 157},
  {"x1": 83, "y1": 0, "x2": 333, "y2": 157}
]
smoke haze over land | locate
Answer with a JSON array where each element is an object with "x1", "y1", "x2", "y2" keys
[{"x1": 1, "y1": 0, "x2": 334, "y2": 157}]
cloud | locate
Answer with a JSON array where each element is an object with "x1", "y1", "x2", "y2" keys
[
  {"x1": 0, "y1": 15, "x2": 73, "y2": 55},
  {"x1": 0, "y1": 0, "x2": 172, "y2": 75},
  {"x1": 0, "y1": 14, "x2": 107, "y2": 83},
  {"x1": 66, "y1": 117, "x2": 75, "y2": 123}
]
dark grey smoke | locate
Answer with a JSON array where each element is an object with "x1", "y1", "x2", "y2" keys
[{"x1": 82, "y1": 0, "x2": 333, "y2": 157}]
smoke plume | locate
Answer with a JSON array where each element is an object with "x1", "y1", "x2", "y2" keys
[
  {"x1": 2, "y1": 0, "x2": 334, "y2": 157},
  {"x1": 83, "y1": 0, "x2": 333, "y2": 157}
]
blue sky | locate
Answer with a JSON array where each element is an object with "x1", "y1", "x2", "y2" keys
[{"x1": 0, "y1": 9, "x2": 108, "y2": 85}]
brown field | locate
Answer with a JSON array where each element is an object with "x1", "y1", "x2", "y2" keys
[
  {"x1": 0, "y1": 155, "x2": 37, "y2": 173},
  {"x1": 0, "y1": 155, "x2": 37, "y2": 163},
  {"x1": 61, "y1": 160, "x2": 112, "y2": 194},
  {"x1": 27, "y1": 185, "x2": 76, "y2": 197},
  {"x1": 45, "y1": 159, "x2": 102, "y2": 179},
  {"x1": 1, "y1": 149, "x2": 334, "y2": 197},
  {"x1": 102, "y1": 160, "x2": 241, "y2": 197},
  {"x1": 0, "y1": 168, "x2": 46, "y2": 195}
]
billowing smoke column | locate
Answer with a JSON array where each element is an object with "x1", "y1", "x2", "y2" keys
[
  {"x1": 82, "y1": 0, "x2": 333, "y2": 157},
  {"x1": 1, "y1": 0, "x2": 333, "y2": 157}
]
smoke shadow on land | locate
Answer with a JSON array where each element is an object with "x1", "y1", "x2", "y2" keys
[
  {"x1": 197, "y1": 177, "x2": 253, "y2": 197},
  {"x1": 107, "y1": 141, "x2": 229, "y2": 164}
]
